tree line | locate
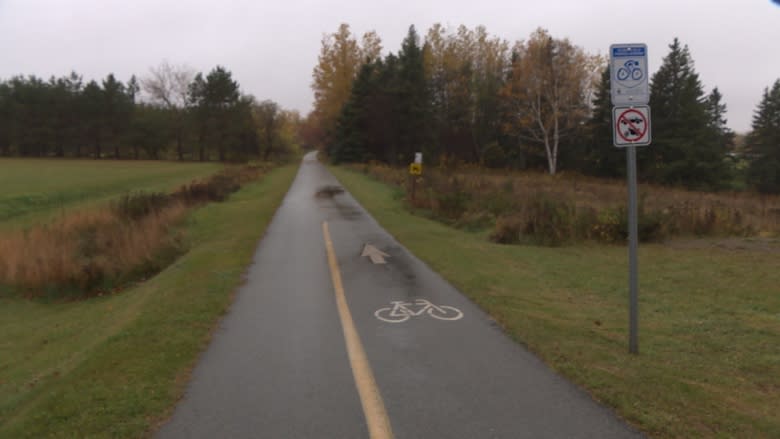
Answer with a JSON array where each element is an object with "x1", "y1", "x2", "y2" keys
[
  {"x1": 0, "y1": 63, "x2": 300, "y2": 162},
  {"x1": 307, "y1": 24, "x2": 780, "y2": 193}
]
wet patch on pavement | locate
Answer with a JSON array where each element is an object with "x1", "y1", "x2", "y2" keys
[{"x1": 315, "y1": 185, "x2": 344, "y2": 198}]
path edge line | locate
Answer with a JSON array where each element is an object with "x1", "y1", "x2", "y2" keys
[{"x1": 322, "y1": 221, "x2": 394, "y2": 439}]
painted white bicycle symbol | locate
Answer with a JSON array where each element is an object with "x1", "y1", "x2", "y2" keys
[
  {"x1": 616, "y1": 60, "x2": 643, "y2": 81},
  {"x1": 374, "y1": 299, "x2": 463, "y2": 323}
]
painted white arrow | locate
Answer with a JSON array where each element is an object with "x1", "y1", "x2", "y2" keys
[{"x1": 361, "y1": 244, "x2": 390, "y2": 264}]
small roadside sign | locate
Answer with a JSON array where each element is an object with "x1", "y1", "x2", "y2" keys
[
  {"x1": 613, "y1": 106, "x2": 651, "y2": 147},
  {"x1": 409, "y1": 163, "x2": 422, "y2": 175},
  {"x1": 610, "y1": 44, "x2": 649, "y2": 105}
]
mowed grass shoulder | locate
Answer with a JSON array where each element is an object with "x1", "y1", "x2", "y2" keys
[
  {"x1": 331, "y1": 167, "x2": 780, "y2": 438},
  {"x1": 0, "y1": 159, "x2": 221, "y2": 228},
  {"x1": 0, "y1": 164, "x2": 298, "y2": 438}
]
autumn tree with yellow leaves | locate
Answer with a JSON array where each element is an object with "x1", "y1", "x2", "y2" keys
[
  {"x1": 501, "y1": 28, "x2": 602, "y2": 175},
  {"x1": 310, "y1": 24, "x2": 382, "y2": 149},
  {"x1": 424, "y1": 24, "x2": 510, "y2": 164}
]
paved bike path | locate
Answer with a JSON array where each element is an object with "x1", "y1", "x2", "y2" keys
[{"x1": 158, "y1": 152, "x2": 642, "y2": 438}]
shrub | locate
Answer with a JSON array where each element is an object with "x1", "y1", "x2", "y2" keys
[
  {"x1": 431, "y1": 176, "x2": 471, "y2": 220},
  {"x1": 173, "y1": 166, "x2": 250, "y2": 205},
  {"x1": 454, "y1": 211, "x2": 494, "y2": 232},
  {"x1": 520, "y1": 194, "x2": 577, "y2": 246},
  {"x1": 348, "y1": 162, "x2": 780, "y2": 245},
  {"x1": 435, "y1": 190, "x2": 471, "y2": 220},
  {"x1": 490, "y1": 215, "x2": 524, "y2": 244},
  {"x1": 592, "y1": 207, "x2": 626, "y2": 243},
  {"x1": 481, "y1": 191, "x2": 515, "y2": 217},
  {"x1": 112, "y1": 192, "x2": 172, "y2": 221}
]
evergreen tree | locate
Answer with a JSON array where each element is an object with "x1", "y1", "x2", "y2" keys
[
  {"x1": 647, "y1": 38, "x2": 730, "y2": 189},
  {"x1": 11, "y1": 76, "x2": 51, "y2": 157},
  {"x1": 332, "y1": 63, "x2": 375, "y2": 163},
  {"x1": 187, "y1": 66, "x2": 243, "y2": 161},
  {"x1": 583, "y1": 66, "x2": 626, "y2": 177},
  {"x1": 52, "y1": 73, "x2": 84, "y2": 157},
  {"x1": 102, "y1": 74, "x2": 131, "y2": 159},
  {"x1": 0, "y1": 67, "x2": 273, "y2": 162},
  {"x1": 746, "y1": 79, "x2": 780, "y2": 193},
  {"x1": 370, "y1": 54, "x2": 402, "y2": 163},
  {"x1": 0, "y1": 81, "x2": 11, "y2": 155},
  {"x1": 129, "y1": 104, "x2": 170, "y2": 159},
  {"x1": 704, "y1": 87, "x2": 736, "y2": 180},
  {"x1": 471, "y1": 26, "x2": 508, "y2": 165},
  {"x1": 81, "y1": 80, "x2": 105, "y2": 159},
  {"x1": 187, "y1": 73, "x2": 209, "y2": 160},
  {"x1": 396, "y1": 25, "x2": 430, "y2": 164},
  {"x1": 254, "y1": 100, "x2": 281, "y2": 161}
]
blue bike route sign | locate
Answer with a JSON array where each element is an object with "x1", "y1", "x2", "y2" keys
[{"x1": 610, "y1": 43, "x2": 649, "y2": 105}]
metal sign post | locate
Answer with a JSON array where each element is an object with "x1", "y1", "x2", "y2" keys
[
  {"x1": 610, "y1": 43, "x2": 649, "y2": 355},
  {"x1": 626, "y1": 146, "x2": 639, "y2": 354},
  {"x1": 409, "y1": 153, "x2": 423, "y2": 203}
]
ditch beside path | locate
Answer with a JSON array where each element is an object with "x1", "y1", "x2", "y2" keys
[{"x1": 156, "y1": 151, "x2": 643, "y2": 438}]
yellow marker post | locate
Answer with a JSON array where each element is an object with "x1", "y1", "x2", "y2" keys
[{"x1": 409, "y1": 163, "x2": 422, "y2": 203}]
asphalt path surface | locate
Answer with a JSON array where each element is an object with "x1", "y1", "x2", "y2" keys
[{"x1": 157, "y1": 152, "x2": 643, "y2": 438}]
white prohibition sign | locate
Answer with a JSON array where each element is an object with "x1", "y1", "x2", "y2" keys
[
  {"x1": 613, "y1": 105, "x2": 651, "y2": 147},
  {"x1": 374, "y1": 299, "x2": 464, "y2": 323}
]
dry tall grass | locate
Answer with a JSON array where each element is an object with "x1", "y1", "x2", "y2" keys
[
  {"x1": 0, "y1": 164, "x2": 267, "y2": 298},
  {"x1": 352, "y1": 163, "x2": 780, "y2": 244},
  {"x1": 0, "y1": 204, "x2": 187, "y2": 296}
]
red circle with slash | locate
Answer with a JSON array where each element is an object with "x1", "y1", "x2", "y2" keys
[{"x1": 616, "y1": 109, "x2": 648, "y2": 142}]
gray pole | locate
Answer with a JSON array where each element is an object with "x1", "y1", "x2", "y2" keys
[{"x1": 627, "y1": 145, "x2": 639, "y2": 354}]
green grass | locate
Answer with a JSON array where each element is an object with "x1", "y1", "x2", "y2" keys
[
  {"x1": 0, "y1": 159, "x2": 221, "y2": 229},
  {"x1": 331, "y1": 166, "x2": 780, "y2": 439},
  {"x1": 0, "y1": 164, "x2": 298, "y2": 438}
]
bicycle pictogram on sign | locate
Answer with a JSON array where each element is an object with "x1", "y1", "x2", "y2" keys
[{"x1": 616, "y1": 60, "x2": 643, "y2": 82}]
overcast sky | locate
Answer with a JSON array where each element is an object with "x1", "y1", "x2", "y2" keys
[{"x1": 1, "y1": 0, "x2": 778, "y2": 133}]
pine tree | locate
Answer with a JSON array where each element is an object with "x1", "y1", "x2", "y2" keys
[
  {"x1": 705, "y1": 88, "x2": 733, "y2": 148},
  {"x1": 187, "y1": 66, "x2": 242, "y2": 161},
  {"x1": 371, "y1": 55, "x2": 402, "y2": 163},
  {"x1": 746, "y1": 79, "x2": 780, "y2": 193},
  {"x1": 101, "y1": 74, "x2": 131, "y2": 159},
  {"x1": 583, "y1": 66, "x2": 626, "y2": 177},
  {"x1": 0, "y1": 81, "x2": 11, "y2": 156},
  {"x1": 396, "y1": 25, "x2": 430, "y2": 165},
  {"x1": 647, "y1": 38, "x2": 730, "y2": 189},
  {"x1": 81, "y1": 80, "x2": 105, "y2": 159},
  {"x1": 332, "y1": 62, "x2": 376, "y2": 163}
]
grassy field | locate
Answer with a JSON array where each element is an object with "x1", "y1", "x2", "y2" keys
[
  {"x1": 0, "y1": 164, "x2": 298, "y2": 438},
  {"x1": 0, "y1": 159, "x2": 222, "y2": 229},
  {"x1": 331, "y1": 166, "x2": 780, "y2": 438}
]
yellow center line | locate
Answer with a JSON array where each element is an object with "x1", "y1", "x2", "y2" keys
[{"x1": 322, "y1": 221, "x2": 395, "y2": 439}]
